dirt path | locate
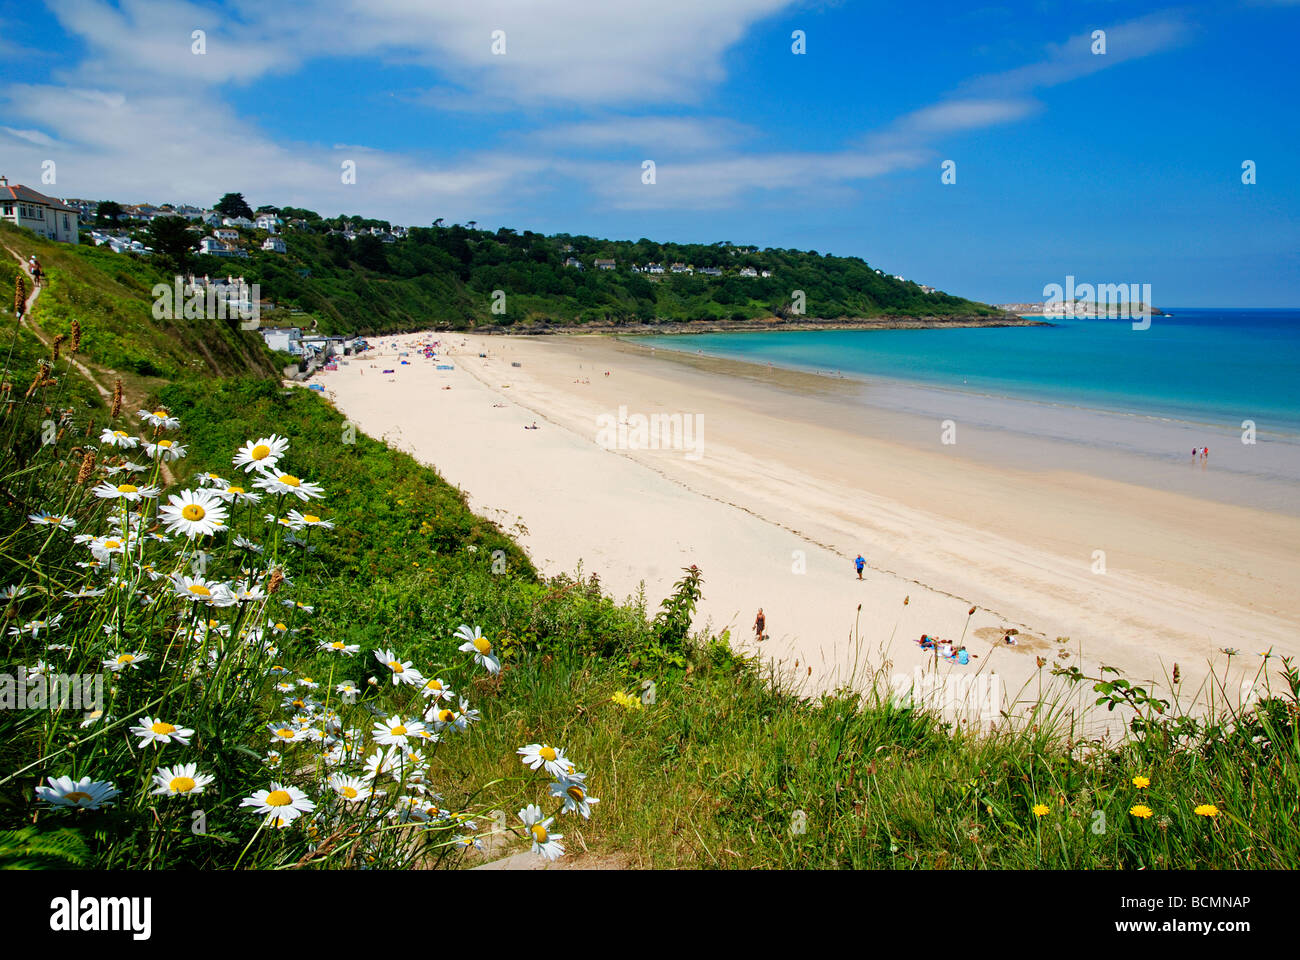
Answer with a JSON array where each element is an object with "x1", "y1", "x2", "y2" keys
[{"x1": 4, "y1": 242, "x2": 114, "y2": 403}]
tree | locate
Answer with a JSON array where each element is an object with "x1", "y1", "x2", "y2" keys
[
  {"x1": 145, "y1": 216, "x2": 199, "y2": 268},
  {"x1": 95, "y1": 201, "x2": 123, "y2": 226},
  {"x1": 215, "y1": 192, "x2": 255, "y2": 220}
]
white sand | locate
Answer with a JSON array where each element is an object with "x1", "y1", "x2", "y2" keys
[{"x1": 319, "y1": 332, "x2": 1300, "y2": 737}]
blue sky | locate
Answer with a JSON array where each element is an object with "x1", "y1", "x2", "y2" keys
[{"x1": 2, "y1": 0, "x2": 1297, "y2": 305}]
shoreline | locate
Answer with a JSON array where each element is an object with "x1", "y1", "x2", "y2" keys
[
  {"x1": 319, "y1": 330, "x2": 1300, "y2": 737},
  {"x1": 454, "y1": 314, "x2": 1048, "y2": 337}
]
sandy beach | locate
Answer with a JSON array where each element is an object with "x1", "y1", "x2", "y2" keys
[{"x1": 319, "y1": 332, "x2": 1300, "y2": 737}]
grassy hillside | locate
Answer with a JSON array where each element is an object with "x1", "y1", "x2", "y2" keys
[{"x1": 97, "y1": 215, "x2": 1001, "y2": 336}]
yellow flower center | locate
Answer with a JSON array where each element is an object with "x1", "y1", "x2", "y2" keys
[
  {"x1": 330, "y1": 641, "x2": 344, "y2": 649},
  {"x1": 341, "y1": 785, "x2": 358, "y2": 799},
  {"x1": 113, "y1": 431, "x2": 128, "y2": 438},
  {"x1": 104, "y1": 540, "x2": 121, "y2": 549},
  {"x1": 188, "y1": 584, "x2": 211, "y2": 597},
  {"x1": 117, "y1": 654, "x2": 134, "y2": 664},
  {"x1": 391, "y1": 725, "x2": 407, "y2": 736},
  {"x1": 567, "y1": 785, "x2": 585, "y2": 802},
  {"x1": 181, "y1": 504, "x2": 205, "y2": 521},
  {"x1": 265, "y1": 789, "x2": 292, "y2": 807},
  {"x1": 158, "y1": 440, "x2": 173, "y2": 449},
  {"x1": 274, "y1": 728, "x2": 294, "y2": 739},
  {"x1": 540, "y1": 746, "x2": 557, "y2": 762},
  {"x1": 438, "y1": 710, "x2": 454, "y2": 722},
  {"x1": 274, "y1": 623, "x2": 287, "y2": 631},
  {"x1": 117, "y1": 483, "x2": 138, "y2": 493},
  {"x1": 531, "y1": 824, "x2": 548, "y2": 843},
  {"x1": 278, "y1": 474, "x2": 300, "y2": 487},
  {"x1": 151, "y1": 721, "x2": 177, "y2": 735},
  {"x1": 388, "y1": 661, "x2": 404, "y2": 673},
  {"x1": 473, "y1": 636, "x2": 491, "y2": 654},
  {"x1": 170, "y1": 776, "x2": 197, "y2": 793},
  {"x1": 251, "y1": 444, "x2": 271, "y2": 459},
  {"x1": 65, "y1": 791, "x2": 92, "y2": 803},
  {"x1": 302, "y1": 514, "x2": 320, "y2": 523},
  {"x1": 228, "y1": 486, "x2": 245, "y2": 495},
  {"x1": 153, "y1": 410, "x2": 168, "y2": 418}
]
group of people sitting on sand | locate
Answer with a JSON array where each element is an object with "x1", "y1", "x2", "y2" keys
[{"x1": 916, "y1": 634, "x2": 970, "y2": 665}]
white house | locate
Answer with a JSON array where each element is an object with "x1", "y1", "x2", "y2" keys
[
  {"x1": 255, "y1": 215, "x2": 281, "y2": 233},
  {"x1": 738, "y1": 266, "x2": 758, "y2": 278},
  {"x1": 200, "y1": 237, "x2": 248, "y2": 258},
  {"x1": 260, "y1": 327, "x2": 302, "y2": 354},
  {"x1": 563, "y1": 257, "x2": 583, "y2": 269},
  {"x1": 214, "y1": 228, "x2": 240, "y2": 242},
  {"x1": 594, "y1": 258, "x2": 616, "y2": 270},
  {"x1": 221, "y1": 215, "x2": 254, "y2": 228},
  {"x1": 0, "y1": 177, "x2": 79, "y2": 244},
  {"x1": 699, "y1": 267, "x2": 722, "y2": 277},
  {"x1": 646, "y1": 262, "x2": 664, "y2": 274},
  {"x1": 262, "y1": 236, "x2": 287, "y2": 253},
  {"x1": 670, "y1": 263, "x2": 691, "y2": 274}
]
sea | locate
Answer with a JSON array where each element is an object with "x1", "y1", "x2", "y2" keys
[{"x1": 629, "y1": 309, "x2": 1300, "y2": 513}]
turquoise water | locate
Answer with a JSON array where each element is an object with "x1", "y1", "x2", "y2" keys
[
  {"x1": 629, "y1": 309, "x2": 1300, "y2": 507},
  {"x1": 632, "y1": 309, "x2": 1300, "y2": 435}
]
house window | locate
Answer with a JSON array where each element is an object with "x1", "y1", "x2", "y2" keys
[
  {"x1": 2, "y1": 203, "x2": 11, "y2": 216},
  {"x1": 64, "y1": 214, "x2": 70, "y2": 230}
]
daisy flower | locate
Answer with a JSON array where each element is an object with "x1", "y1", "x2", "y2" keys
[
  {"x1": 91, "y1": 480, "x2": 161, "y2": 503},
  {"x1": 198, "y1": 472, "x2": 229, "y2": 490},
  {"x1": 253, "y1": 470, "x2": 325, "y2": 501},
  {"x1": 319, "y1": 639, "x2": 359, "y2": 656},
  {"x1": 550, "y1": 776, "x2": 600, "y2": 818},
  {"x1": 420, "y1": 677, "x2": 455, "y2": 701},
  {"x1": 222, "y1": 486, "x2": 262, "y2": 505},
  {"x1": 286, "y1": 509, "x2": 334, "y2": 531},
  {"x1": 99, "y1": 428, "x2": 140, "y2": 449},
  {"x1": 28, "y1": 512, "x2": 75, "y2": 530},
  {"x1": 232, "y1": 434, "x2": 289, "y2": 473},
  {"x1": 362, "y1": 747, "x2": 402, "y2": 782},
  {"x1": 328, "y1": 774, "x2": 374, "y2": 804},
  {"x1": 34, "y1": 775, "x2": 119, "y2": 810},
  {"x1": 374, "y1": 649, "x2": 424, "y2": 685},
  {"x1": 517, "y1": 743, "x2": 571, "y2": 779},
  {"x1": 64, "y1": 587, "x2": 106, "y2": 598},
  {"x1": 138, "y1": 408, "x2": 181, "y2": 430},
  {"x1": 267, "y1": 723, "x2": 303, "y2": 744},
  {"x1": 103, "y1": 651, "x2": 148, "y2": 672},
  {"x1": 1, "y1": 584, "x2": 30, "y2": 599},
  {"x1": 264, "y1": 750, "x2": 283, "y2": 768},
  {"x1": 130, "y1": 716, "x2": 195, "y2": 748},
  {"x1": 240, "y1": 783, "x2": 315, "y2": 827},
  {"x1": 144, "y1": 438, "x2": 187, "y2": 462},
  {"x1": 151, "y1": 763, "x2": 215, "y2": 797},
  {"x1": 158, "y1": 489, "x2": 228, "y2": 539},
  {"x1": 9, "y1": 615, "x2": 63, "y2": 639},
  {"x1": 456, "y1": 624, "x2": 500, "y2": 674},
  {"x1": 336, "y1": 680, "x2": 359, "y2": 699},
  {"x1": 372, "y1": 715, "x2": 425, "y2": 747},
  {"x1": 518, "y1": 804, "x2": 564, "y2": 860},
  {"x1": 170, "y1": 574, "x2": 236, "y2": 606}
]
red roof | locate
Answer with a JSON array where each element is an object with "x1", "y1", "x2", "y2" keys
[{"x1": 0, "y1": 181, "x2": 76, "y2": 212}]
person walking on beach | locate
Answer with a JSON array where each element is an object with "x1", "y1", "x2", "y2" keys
[
  {"x1": 854, "y1": 554, "x2": 866, "y2": 580},
  {"x1": 753, "y1": 608, "x2": 766, "y2": 641},
  {"x1": 1202, "y1": 445, "x2": 1209, "y2": 463}
]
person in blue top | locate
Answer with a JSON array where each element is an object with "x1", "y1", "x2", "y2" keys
[
  {"x1": 854, "y1": 554, "x2": 865, "y2": 580},
  {"x1": 956, "y1": 646, "x2": 969, "y2": 665}
]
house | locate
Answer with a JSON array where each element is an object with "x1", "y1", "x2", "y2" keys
[
  {"x1": 760, "y1": 269, "x2": 773, "y2": 278},
  {"x1": 200, "y1": 237, "x2": 247, "y2": 258},
  {"x1": 200, "y1": 211, "x2": 223, "y2": 227},
  {"x1": 563, "y1": 257, "x2": 583, "y2": 269},
  {"x1": 698, "y1": 267, "x2": 722, "y2": 277},
  {"x1": 262, "y1": 236, "x2": 287, "y2": 253},
  {"x1": 646, "y1": 262, "x2": 664, "y2": 274},
  {"x1": 260, "y1": 327, "x2": 303, "y2": 355},
  {"x1": 920, "y1": 285, "x2": 936, "y2": 294},
  {"x1": 222, "y1": 216, "x2": 254, "y2": 228},
  {"x1": 594, "y1": 258, "x2": 616, "y2": 270},
  {"x1": 214, "y1": 228, "x2": 240, "y2": 242},
  {"x1": 738, "y1": 266, "x2": 758, "y2": 278},
  {"x1": 391, "y1": 226, "x2": 408, "y2": 239},
  {"x1": 670, "y1": 263, "x2": 691, "y2": 274},
  {"x1": 0, "y1": 178, "x2": 79, "y2": 244},
  {"x1": 122, "y1": 203, "x2": 160, "y2": 222},
  {"x1": 62, "y1": 198, "x2": 99, "y2": 224},
  {"x1": 255, "y1": 215, "x2": 281, "y2": 233}
]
